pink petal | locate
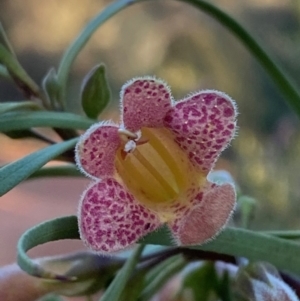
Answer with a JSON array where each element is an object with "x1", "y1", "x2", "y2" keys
[
  {"x1": 75, "y1": 122, "x2": 120, "y2": 179},
  {"x1": 121, "y1": 77, "x2": 172, "y2": 132},
  {"x1": 170, "y1": 182, "x2": 235, "y2": 245},
  {"x1": 78, "y1": 178, "x2": 161, "y2": 254},
  {"x1": 164, "y1": 91, "x2": 237, "y2": 173}
]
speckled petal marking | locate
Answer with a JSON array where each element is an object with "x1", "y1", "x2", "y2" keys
[
  {"x1": 121, "y1": 77, "x2": 172, "y2": 132},
  {"x1": 75, "y1": 123, "x2": 120, "y2": 179},
  {"x1": 164, "y1": 91, "x2": 237, "y2": 173},
  {"x1": 79, "y1": 178, "x2": 160, "y2": 254},
  {"x1": 171, "y1": 182, "x2": 236, "y2": 245}
]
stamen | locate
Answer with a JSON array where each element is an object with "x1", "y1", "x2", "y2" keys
[{"x1": 118, "y1": 129, "x2": 138, "y2": 141}]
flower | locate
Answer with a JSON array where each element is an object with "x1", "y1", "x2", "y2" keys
[{"x1": 75, "y1": 76, "x2": 237, "y2": 254}]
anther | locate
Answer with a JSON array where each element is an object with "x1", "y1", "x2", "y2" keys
[{"x1": 118, "y1": 129, "x2": 138, "y2": 141}]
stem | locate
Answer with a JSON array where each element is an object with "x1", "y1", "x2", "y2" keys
[
  {"x1": 0, "y1": 21, "x2": 16, "y2": 55},
  {"x1": 178, "y1": 0, "x2": 300, "y2": 116},
  {"x1": 57, "y1": 0, "x2": 135, "y2": 103},
  {"x1": 57, "y1": 0, "x2": 300, "y2": 118}
]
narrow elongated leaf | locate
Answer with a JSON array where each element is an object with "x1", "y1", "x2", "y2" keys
[
  {"x1": 17, "y1": 216, "x2": 300, "y2": 280},
  {"x1": 140, "y1": 255, "x2": 186, "y2": 301},
  {"x1": 17, "y1": 216, "x2": 79, "y2": 280},
  {"x1": 28, "y1": 165, "x2": 82, "y2": 180},
  {"x1": 57, "y1": 0, "x2": 134, "y2": 102},
  {"x1": 143, "y1": 255, "x2": 179, "y2": 287},
  {"x1": 238, "y1": 196, "x2": 256, "y2": 228},
  {"x1": 0, "y1": 101, "x2": 41, "y2": 114},
  {"x1": 183, "y1": 262, "x2": 218, "y2": 301},
  {"x1": 42, "y1": 68, "x2": 61, "y2": 110},
  {"x1": 261, "y1": 230, "x2": 300, "y2": 240},
  {"x1": 0, "y1": 138, "x2": 77, "y2": 196},
  {"x1": 142, "y1": 227, "x2": 300, "y2": 275},
  {"x1": 0, "y1": 22, "x2": 15, "y2": 54},
  {"x1": 100, "y1": 244, "x2": 144, "y2": 301},
  {"x1": 4, "y1": 129, "x2": 55, "y2": 143},
  {"x1": 0, "y1": 44, "x2": 39, "y2": 97},
  {"x1": 179, "y1": 0, "x2": 300, "y2": 116},
  {"x1": 0, "y1": 111, "x2": 94, "y2": 132},
  {"x1": 81, "y1": 64, "x2": 111, "y2": 119},
  {"x1": 57, "y1": 0, "x2": 300, "y2": 118},
  {"x1": 119, "y1": 272, "x2": 146, "y2": 301}
]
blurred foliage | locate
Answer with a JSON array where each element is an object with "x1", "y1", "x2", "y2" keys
[
  {"x1": 1, "y1": 0, "x2": 300, "y2": 230},
  {"x1": 1, "y1": 2, "x2": 300, "y2": 300}
]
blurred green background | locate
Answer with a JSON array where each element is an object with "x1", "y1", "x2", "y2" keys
[{"x1": 1, "y1": 0, "x2": 300, "y2": 235}]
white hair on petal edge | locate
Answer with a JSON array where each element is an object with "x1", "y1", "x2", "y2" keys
[
  {"x1": 179, "y1": 89, "x2": 239, "y2": 116},
  {"x1": 78, "y1": 179, "x2": 136, "y2": 257},
  {"x1": 75, "y1": 120, "x2": 119, "y2": 181},
  {"x1": 119, "y1": 75, "x2": 175, "y2": 128}
]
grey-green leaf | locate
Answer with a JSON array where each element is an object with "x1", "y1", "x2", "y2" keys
[
  {"x1": 81, "y1": 64, "x2": 110, "y2": 119},
  {"x1": 183, "y1": 262, "x2": 218, "y2": 301},
  {"x1": 140, "y1": 255, "x2": 186, "y2": 301},
  {"x1": 142, "y1": 227, "x2": 300, "y2": 276},
  {"x1": 17, "y1": 216, "x2": 79, "y2": 279},
  {"x1": 17, "y1": 215, "x2": 300, "y2": 280},
  {"x1": 0, "y1": 138, "x2": 77, "y2": 196},
  {"x1": 0, "y1": 44, "x2": 40, "y2": 98},
  {"x1": 100, "y1": 244, "x2": 144, "y2": 301},
  {"x1": 0, "y1": 22, "x2": 15, "y2": 55},
  {"x1": 28, "y1": 165, "x2": 82, "y2": 180},
  {"x1": 0, "y1": 111, "x2": 94, "y2": 132},
  {"x1": 42, "y1": 68, "x2": 61, "y2": 110},
  {"x1": 0, "y1": 101, "x2": 41, "y2": 114}
]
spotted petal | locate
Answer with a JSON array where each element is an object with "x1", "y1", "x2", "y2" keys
[
  {"x1": 170, "y1": 182, "x2": 236, "y2": 245},
  {"x1": 121, "y1": 77, "x2": 172, "y2": 132},
  {"x1": 164, "y1": 91, "x2": 237, "y2": 173},
  {"x1": 75, "y1": 123, "x2": 120, "y2": 179},
  {"x1": 79, "y1": 178, "x2": 161, "y2": 254}
]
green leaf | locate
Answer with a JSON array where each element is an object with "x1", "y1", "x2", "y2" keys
[
  {"x1": 81, "y1": 64, "x2": 111, "y2": 119},
  {"x1": 100, "y1": 244, "x2": 145, "y2": 301},
  {"x1": 0, "y1": 101, "x2": 41, "y2": 114},
  {"x1": 0, "y1": 111, "x2": 94, "y2": 132},
  {"x1": 183, "y1": 262, "x2": 218, "y2": 301},
  {"x1": 0, "y1": 21, "x2": 15, "y2": 54},
  {"x1": 3, "y1": 129, "x2": 55, "y2": 144},
  {"x1": 42, "y1": 68, "x2": 61, "y2": 110},
  {"x1": 28, "y1": 165, "x2": 83, "y2": 180},
  {"x1": 57, "y1": 0, "x2": 300, "y2": 118},
  {"x1": 57, "y1": 0, "x2": 135, "y2": 103},
  {"x1": 17, "y1": 216, "x2": 80, "y2": 280},
  {"x1": 261, "y1": 230, "x2": 300, "y2": 240},
  {"x1": 17, "y1": 216, "x2": 300, "y2": 279},
  {"x1": 142, "y1": 226, "x2": 300, "y2": 276},
  {"x1": 238, "y1": 196, "x2": 257, "y2": 228},
  {"x1": 0, "y1": 138, "x2": 77, "y2": 196},
  {"x1": 216, "y1": 270, "x2": 233, "y2": 301},
  {"x1": 178, "y1": 0, "x2": 300, "y2": 117},
  {"x1": 0, "y1": 44, "x2": 40, "y2": 98},
  {"x1": 119, "y1": 271, "x2": 146, "y2": 301},
  {"x1": 143, "y1": 254, "x2": 180, "y2": 288},
  {"x1": 140, "y1": 255, "x2": 186, "y2": 301}
]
